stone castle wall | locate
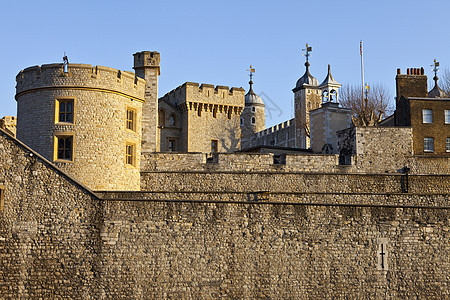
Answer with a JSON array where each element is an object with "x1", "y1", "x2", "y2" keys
[
  {"x1": 251, "y1": 119, "x2": 296, "y2": 148},
  {"x1": 0, "y1": 130, "x2": 100, "y2": 298},
  {"x1": 1, "y1": 130, "x2": 448, "y2": 299},
  {"x1": 15, "y1": 64, "x2": 145, "y2": 190}
]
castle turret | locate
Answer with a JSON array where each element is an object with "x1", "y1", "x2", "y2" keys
[
  {"x1": 318, "y1": 65, "x2": 341, "y2": 104},
  {"x1": 292, "y1": 45, "x2": 321, "y2": 149},
  {"x1": 133, "y1": 51, "x2": 161, "y2": 153},
  {"x1": 241, "y1": 67, "x2": 265, "y2": 149},
  {"x1": 15, "y1": 62, "x2": 146, "y2": 190}
]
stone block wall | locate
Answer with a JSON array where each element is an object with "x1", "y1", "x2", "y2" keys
[
  {"x1": 251, "y1": 119, "x2": 296, "y2": 148},
  {"x1": 337, "y1": 127, "x2": 413, "y2": 173},
  {"x1": 95, "y1": 197, "x2": 448, "y2": 299},
  {"x1": 1, "y1": 130, "x2": 448, "y2": 298},
  {"x1": 0, "y1": 130, "x2": 100, "y2": 298}
]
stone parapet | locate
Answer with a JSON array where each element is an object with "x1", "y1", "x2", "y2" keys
[
  {"x1": 16, "y1": 64, "x2": 145, "y2": 101},
  {"x1": 140, "y1": 171, "x2": 450, "y2": 195}
]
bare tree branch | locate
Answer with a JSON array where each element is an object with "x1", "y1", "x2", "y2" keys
[{"x1": 340, "y1": 83, "x2": 394, "y2": 126}]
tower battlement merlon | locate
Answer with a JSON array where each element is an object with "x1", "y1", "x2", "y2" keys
[
  {"x1": 133, "y1": 51, "x2": 161, "y2": 76},
  {"x1": 15, "y1": 63, "x2": 146, "y2": 101}
]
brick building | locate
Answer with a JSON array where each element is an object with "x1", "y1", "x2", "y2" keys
[{"x1": 394, "y1": 67, "x2": 450, "y2": 155}]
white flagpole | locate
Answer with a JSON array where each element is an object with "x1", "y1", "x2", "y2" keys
[{"x1": 360, "y1": 41, "x2": 364, "y2": 101}]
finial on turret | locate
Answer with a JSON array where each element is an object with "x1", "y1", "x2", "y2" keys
[
  {"x1": 302, "y1": 43, "x2": 312, "y2": 68},
  {"x1": 432, "y1": 59, "x2": 440, "y2": 84},
  {"x1": 246, "y1": 65, "x2": 255, "y2": 91}
]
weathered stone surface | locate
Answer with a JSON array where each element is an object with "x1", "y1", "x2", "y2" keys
[{"x1": 0, "y1": 130, "x2": 449, "y2": 298}]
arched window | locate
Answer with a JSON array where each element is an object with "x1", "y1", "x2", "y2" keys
[
  {"x1": 330, "y1": 90, "x2": 337, "y2": 102},
  {"x1": 169, "y1": 114, "x2": 176, "y2": 126},
  {"x1": 158, "y1": 109, "x2": 166, "y2": 127},
  {"x1": 240, "y1": 117, "x2": 243, "y2": 127},
  {"x1": 251, "y1": 116, "x2": 256, "y2": 125},
  {"x1": 322, "y1": 90, "x2": 329, "y2": 103}
]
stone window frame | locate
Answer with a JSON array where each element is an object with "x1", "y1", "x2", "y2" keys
[
  {"x1": 446, "y1": 137, "x2": 450, "y2": 152},
  {"x1": 0, "y1": 184, "x2": 4, "y2": 212},
  {"x1": 125, "y1": 142, "x2": 136, "y2": 167},
  {"x1": 126, "y1": 107, "x2": 137, "y2": 132},
  {"x1": 168, "y1": 114, "x2": 176, "y2": 127},
  {"x1": 422, "y1": 109, "x2": 433, "y2": 124},
  {"x1": 55, "y1": 97, "x2": 76, "y2": 124},
  {"x1": 158, "y1": 109, "x2": 166, "y2": 127},
  {"x1": 211, "y1": 139, "x2": 218, "y2": 154},
  {"x1": 54, "y1": 133, "x2": 75, "y2": 162},
  {"x1": 251, "y1": 116, "x2": 256, "y2": 125},
  {"x1": 423, "y1": 137, "x2": 434, "y2": 152},
  {"x1": 168, "y1": 138, "x2": 176, "y2": 152},
  {"x1": 252, "y1": 106, "x2": 256, "y2": 113},
  {"x1": 445, "y1": 110, "x2": 450, "y2": 124}
]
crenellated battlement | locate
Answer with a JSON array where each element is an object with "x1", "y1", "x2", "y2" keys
[
  {"x1": 161, "y1": 82, "x2": 245, "y2": 107},
  {"x1": 16, "y1": 63, "x2": 146, "y2": 101},
  {"x1": 257, "y1": 119, "x2": 295, "y2": 138}
]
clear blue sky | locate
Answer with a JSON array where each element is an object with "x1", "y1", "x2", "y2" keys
[{"x1": 1, "y1": 0, "x2": 449, "y2": 126}]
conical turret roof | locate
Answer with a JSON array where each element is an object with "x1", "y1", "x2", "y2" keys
[
  {"x1": 295, "y1": 61, "x2": 319, "y2": 89},
  {"x1": 428, "y1": 76, "x2": 448, "y2": 98},
  {"x1": 245, "y1": 80, "x2": 264, "y2": 105},
  {"x1": 319, "y1": 64, "x2": 340, "y2": 87}
]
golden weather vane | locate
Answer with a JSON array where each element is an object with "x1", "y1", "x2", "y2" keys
[
  {"x1": 432, "y1": 59, "x2": 440, "y2": 77},
  {"x1": 302, "y1": 43, "x2": 312, "y2": 62},
  {"x1": 246, "y1": 65, "x2": 255, "y2": 81}
]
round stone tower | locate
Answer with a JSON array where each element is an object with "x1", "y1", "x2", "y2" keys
[
  {"x1": 240, "y1": 78, "x2": 265, "y2": 149},
  {"x1": 15, "y1": 62, "x2": 146, "y2": 191}
]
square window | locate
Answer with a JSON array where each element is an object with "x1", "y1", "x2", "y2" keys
[
  {"x1": 125, "y1": 143, "x2": 136, "y2": 166},
  {"x1": 126, "y1": 108, "x2": 136, "y2": 131},
  {"x1": 422, "y1": 109, "x2": 432, "y2": 123},
  {"x1": 211, "y1": 139, "x2": 218, "y2": 153},
  {"x1": 445, "y1": 110, "x2": 450, "y2": 124},
  {"x1": 168, "y1": 139, "x2": 176, "y2": 152},
  {"x1": 446, "y1": 137, "x2": 450, "y2": 152},
  {"x1": 424, "y1": 137, "x2": 434, "y2": 152},
  {"x1": 55, "y1": 135, "x2": 73, "y2": 161},
  {"x1": 56, "y1": 99, "x2": 74, "y2": 123}
]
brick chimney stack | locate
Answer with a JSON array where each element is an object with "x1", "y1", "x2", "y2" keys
[{"x1": 395, "y1": 67, "x2": 428, "y2": 126}]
